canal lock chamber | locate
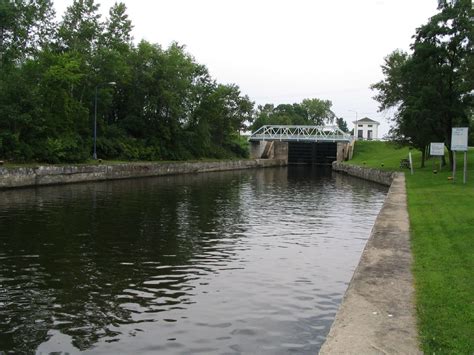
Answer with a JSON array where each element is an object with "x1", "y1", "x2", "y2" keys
[{"x1": 288, "y1": 142, "x2": 337, "y2": 165}]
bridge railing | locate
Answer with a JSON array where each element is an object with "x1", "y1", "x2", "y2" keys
[{"x1": 248, "y1": 125, "x2": 353, "y2": 142}]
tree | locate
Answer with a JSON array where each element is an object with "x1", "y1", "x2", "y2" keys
[
  {"x1": 251, "y1": 98, "x2": 337, "y2": 131},
  {"x1": 196, "y1": 83, "x2": 253, "y2": 152},
  {"x1": 0, "y1": 59, "x2": 44, "y2": 160},
  {"x1": 0, "y1": 1, "x2": 258, "y2": 163},
  {"x1": 336, "y1": 117, "x2": 349, "y2": 132},
  {"x1": 95, "y1": 2, "x2": 134, "y2": 135},
  {"x1": 57, "y1": 0, "x2": 102, "y2": 55},
  {"x1": 371, "y1": 50, "x2": 409, "y2": 111},
  {"x1": 272, "y1": 104, "x2": 307, "y2": 125},
  {"x1": 301, "y1": 98, "x2": 336, "y2": 125},
  {"x1": 101, "y1": 2, "x2": 132, "y2": 51},
  {"x1": 415, "y1": 0, "x2": 472, "y2": 166},
  {"x1": 0, "y1": 0, "x2": 55, "y2": 66},
  {"x1": 372, "y1": 0, "x2": 473, "y2": 168},
  {"x1": 372, "y1": 49, "x2": 440, "y2": 166}
]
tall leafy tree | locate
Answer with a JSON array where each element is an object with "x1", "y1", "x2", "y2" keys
[
  {"x1": 0, "y1": 1, "x2": 256, "y2": 163},
  {"x1": 95, "y1": 2, "x2": 134, "y2": 132},
  {"x1": 197, "y1": 83, "x2": 253, "y2": 151},
  {"x1": 0, "y1": 0, "x2": 55, "y2": 66},
  {"x1": 372, "y1": 0, "x2": 473, "y2": 167},
  {"x1": 0, "y1": 59, "x2": 44, "y2": 160},
  {"x1": 251, "y1": 98, "x2": 336, "y2": 131},
  {"x1": 301, "y1": 98, "x2": 336, "y2": 125},
  {"x1": 336, "y1": 117, "x2": 349, "y2": 132},
  {"x1": 372, "y1": 49, "x2": 438, "y2": 166},
  {"x1": 57, "y1": 0, "x2": 102, "y2": 55},
  {"x1": 101, "y1": 2, "x2": 132, "y2": 51},
  {"x1": 0, "y1": 0, "x2": 56, "y2": 160}
]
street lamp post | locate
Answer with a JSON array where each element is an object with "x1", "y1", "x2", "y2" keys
[
  {"x1": 93, "y1": 82, "x2": 116, "y2": 160},
  {"x1": 349, "y1": 110, "x2": 359, "y2": 141}
]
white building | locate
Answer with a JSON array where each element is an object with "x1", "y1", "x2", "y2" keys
[{"x1": 353, "y1": 117, "x2": 380, "y2": 140}]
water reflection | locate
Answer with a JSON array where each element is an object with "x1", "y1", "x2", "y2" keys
[{"x1": 0, "y1": 167, "x2": 387, "y2": 354}]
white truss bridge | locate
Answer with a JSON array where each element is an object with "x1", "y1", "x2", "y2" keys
[{"x1": 248, "y1": 125, "x2": 353, "y2": 142}]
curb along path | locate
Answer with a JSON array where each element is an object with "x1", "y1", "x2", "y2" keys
[{"x1": 320, "y1": 173, "x2": 420, "y2": 354}]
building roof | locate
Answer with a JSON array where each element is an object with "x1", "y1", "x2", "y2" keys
[{"x1": 353, "y1": 117, "x2": 380, "y2": 125}]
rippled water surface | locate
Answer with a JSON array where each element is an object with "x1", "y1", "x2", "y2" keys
[{"x1": 0, "y1": 167, "x2": 387, "y2": 354}]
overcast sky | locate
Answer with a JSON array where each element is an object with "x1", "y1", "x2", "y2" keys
[{"x1": 54, "y1": 0, "x2": 439, "y2": 136}]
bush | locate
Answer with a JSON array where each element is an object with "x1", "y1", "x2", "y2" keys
[
  {"x1": 41, "y1": 135, "x2": 89, "y2": 163},
  {"x1": 221, "y1": 135, "x2": 250, "y2": 159}
]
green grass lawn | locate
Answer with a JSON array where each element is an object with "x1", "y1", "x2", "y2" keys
[
  {"x1": 350, "y1": 140, "x2": 474, "y2": 354},
  {"x1": 350, "y1": 140, "x2": 422, "y2": 170}
]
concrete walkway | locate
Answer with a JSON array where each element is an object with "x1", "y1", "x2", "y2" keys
[{"x1": 319, "y1": 173, "x2": 421, "y2": 354}]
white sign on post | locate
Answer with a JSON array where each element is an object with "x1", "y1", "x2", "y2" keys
[
  {"x1": 430, "y1": 142, "x2": 445, "y2": 156},
  {"x1": 451, "y1": 127, "x2": 468, "y2": 151},
  {"x1": 451, "y1": 127, "x2": 469, "y2": 184}
]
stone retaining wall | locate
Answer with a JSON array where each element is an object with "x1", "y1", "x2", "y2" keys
[
  {"x1": 332, "y1": 161, "x2": 394, "y2": 186},
  {"x1": 0, "y1": 159, "x2": 286, "y2": 189}
]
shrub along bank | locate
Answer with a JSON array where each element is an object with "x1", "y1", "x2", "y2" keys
[{"x1": 349, "y1": 140, "x2": 474, "y2": 354}]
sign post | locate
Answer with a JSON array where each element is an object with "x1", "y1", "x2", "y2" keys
[
  {"x1": 430, "y1": 142, "x2": 445, "y2": 171},
  {"x1": 451, "y1": 127, "x2": 468, "y2": 183},
  {"x1": 464, "y1": 151, "x2": 467, "y2": 184},
  {"x1": 409, "y1": 151, "x2": 414, "y2": 175}
]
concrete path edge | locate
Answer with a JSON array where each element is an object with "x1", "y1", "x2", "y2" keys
[{"x1": 319, "y1": 170, "x2": 421, "y2": 354}]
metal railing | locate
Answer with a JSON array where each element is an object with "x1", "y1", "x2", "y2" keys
[{"x1": 248, "y1": 125, "x2": 353, "y2": 142}]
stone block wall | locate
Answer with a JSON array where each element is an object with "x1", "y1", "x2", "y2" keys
[
  {"x1": 0, "y1": 159, "x2": 287, "y2": 189},
  {"x1": 332, "y1": 162, "x2": 396, "y2": 186}
]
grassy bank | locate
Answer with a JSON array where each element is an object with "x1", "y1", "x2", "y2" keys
[
  {"x1": 349, "y1": 140, "x2": 422, "y2": 170},
  {"x1": 349, "y1": 140, "x2": 474, "y2": 354}
]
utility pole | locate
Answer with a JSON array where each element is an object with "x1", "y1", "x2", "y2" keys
[{"x1": 349, "y1": 110, "x2": 359, "y2": 140}]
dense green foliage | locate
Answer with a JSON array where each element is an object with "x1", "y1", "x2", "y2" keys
[
  {"x1": 0, "y1": 0, "x2": 350, "y2": 163},
  {"x1": 371, "y1": 0, "x2": 473, "y2": 167},
  {"x1": 251, "y1": 98, "x2": 341, "y2": 131},
  {"x1": 0, "y1": 0, "x2": 254, "y2": 162},
  {"x1": 350, "y1": 140, "x2": 474, "y2": 354},
  {"x1": 335, "y1": 117, "x2": 349, "y2": 132}
]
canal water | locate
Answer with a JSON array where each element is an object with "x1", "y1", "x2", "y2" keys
[{"x1": 0, "y1": 167, "x2": 387, "y2": 354}]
